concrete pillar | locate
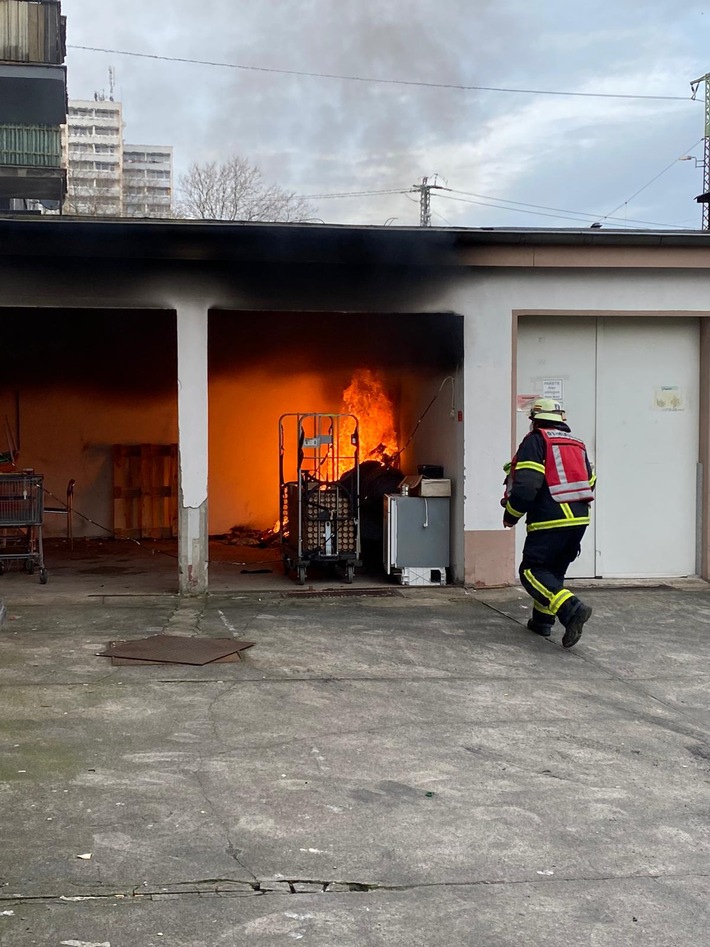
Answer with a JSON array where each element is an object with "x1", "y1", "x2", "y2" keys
[{"x1": 176, "y1": 303, "x2": 209, "y2": 594}]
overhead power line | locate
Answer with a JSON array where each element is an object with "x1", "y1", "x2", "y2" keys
[
  {"x1": 296, "y1": 188, "x2": 411, "y2": 200},
  {"x1": 295, "y1": 185, "x2": 690, "y2": 229},
  {"x1": 600, "y1": 139, "x2": 705, "y2": 222},
  {"x1": 445, "y1": 188, "x2": 689, "y2": 228},
  {"x1": 68, "y1": 45, "x2": 698, "y2": 102},
  {"x1": 435, "y1": 192, "x2": 691, "y2": 229}
]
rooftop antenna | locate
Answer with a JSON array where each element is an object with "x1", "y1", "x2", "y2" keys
[
  {"x1": 690, "y1": 73, "x2": 710, "y2": 230},
  {"x1": 108, "y1": 66, "x2": 116, "y2": 102}
]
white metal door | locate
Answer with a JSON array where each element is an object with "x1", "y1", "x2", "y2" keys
[
  {"x1": 517, "y1": 316, "x2": 699, "y2": 578},
  {"x1": 595, "y1": 317, "x2": 699, "y2": 577},
  {"x1": 516, "y1": 317, "x2": 597, "y2": 577}
]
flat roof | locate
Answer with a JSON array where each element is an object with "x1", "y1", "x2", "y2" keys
[{"x1": 1, "y1": 214, "x2": 710, "y2": 266}]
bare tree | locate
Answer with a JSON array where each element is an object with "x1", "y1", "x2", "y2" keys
[{"x1": 176, "y1": 156, "x2": 314, "y2": 222}]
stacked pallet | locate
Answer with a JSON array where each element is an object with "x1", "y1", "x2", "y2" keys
[{"x1": 113, "y1": 444, "x2": 177, "y2": 539}]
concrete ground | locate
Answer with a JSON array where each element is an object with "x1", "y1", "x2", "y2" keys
[
  {"x1": 0, "y1": 537, "x2": 399, "y2": 599},
  {"x1": 1, "y1": 556, "x2": 709, "y2": 945}
]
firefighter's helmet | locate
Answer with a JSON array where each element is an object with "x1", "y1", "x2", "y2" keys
[{"x1": 529, "y1": 397, "x2": 566, "y2": 422}]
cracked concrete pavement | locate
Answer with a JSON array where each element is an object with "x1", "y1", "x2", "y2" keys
[{"x1": 1, "y1": 581, "x2": 709, "y2": 945}]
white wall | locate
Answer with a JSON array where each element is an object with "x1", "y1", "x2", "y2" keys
[{"x1": 442, "y1": 268, "x2": 710, "y2": 544}]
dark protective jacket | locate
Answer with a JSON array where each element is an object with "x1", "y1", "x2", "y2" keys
[{"x1": 502, "y1": 422, "x2": 596, "y2": 532}]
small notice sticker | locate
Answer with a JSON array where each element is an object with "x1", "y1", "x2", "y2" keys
[{"x1": 654, "y1": 386, "x2": 683, "y2": 411}]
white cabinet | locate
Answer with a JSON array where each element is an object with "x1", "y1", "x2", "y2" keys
[{"x1": 384, "y1": 494, "x2": 450, "y2": 585}]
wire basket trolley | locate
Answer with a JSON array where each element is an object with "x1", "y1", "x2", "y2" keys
[
  {"x1": 279, "y1": 413, "x2": 360, "y2": 585},
  {"x1": 0, "y1": 473, "x2": 48, "y2": 583}
]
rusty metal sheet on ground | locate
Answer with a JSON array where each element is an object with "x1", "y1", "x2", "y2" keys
[
  {"x1": 105, "y1": 643, "x2": 250, "y2": 666},
  {"x1": 98, "y1": 635, "x2": 255, "y2": 666}
]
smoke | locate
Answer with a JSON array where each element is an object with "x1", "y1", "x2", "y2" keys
[{"x1": 64, "y1": 0, "x2": 516, "y2": 221}]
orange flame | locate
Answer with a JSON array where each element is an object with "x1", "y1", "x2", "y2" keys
[{"x1": 339, "y1": 369, "x2": 399, "y2": 474}]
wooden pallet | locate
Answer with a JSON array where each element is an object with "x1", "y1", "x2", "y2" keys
[{"x1": 113, "y1": 444, "x2": 178, "y2": 539}]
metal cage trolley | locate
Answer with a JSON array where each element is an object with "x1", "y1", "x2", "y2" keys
[
  {"x1": 279, "y1": 413, "x2": 361, "y2": 585},
  {"x1": 0, "y1": 473, "x2": 48, "y2": 583}
]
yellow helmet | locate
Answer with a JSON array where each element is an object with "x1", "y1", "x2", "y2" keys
[{"x1": 529, "y1": 397, "x2": 566, "y2": 422}]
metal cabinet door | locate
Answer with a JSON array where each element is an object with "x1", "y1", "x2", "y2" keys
[
  {"x1": 385, "y1": 495, "x2": 450, "y2": 570},
  {"x1": 595, "y1": 317, "x2": 699, "y2": 577},
  {"x1": 517, "y1": 315, "x2": 699, "y2": 578},
  {"x1": 516, "y1": 317, "x2": 597, "y2": 577}
]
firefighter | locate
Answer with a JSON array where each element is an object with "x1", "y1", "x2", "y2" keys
[{"x1": 501, "y1": 397, "x2": 595, "y2": 648}]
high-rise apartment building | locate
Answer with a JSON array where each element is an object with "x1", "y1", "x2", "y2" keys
[
  {"x1": 62, "y1": 98, "x2": 173, "y2": 217},
  {"x1": 122, "y1": 144, "x2": 172, "y2": 218},
  {"x1": 62, "y1": 98, "x2": 123, "y2": 215}
]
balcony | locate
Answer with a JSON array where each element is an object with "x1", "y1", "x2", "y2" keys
[
  {"x1": 0, "y1": 164, "x2": 65, "y2": 201},
  {"x1": 0, "y1": 63, "x2": 67, "y2": 125}
]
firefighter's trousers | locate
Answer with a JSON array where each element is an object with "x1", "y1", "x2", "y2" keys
[{"x1": 519, "y1": 526, "x2": 587, "y2": 630}]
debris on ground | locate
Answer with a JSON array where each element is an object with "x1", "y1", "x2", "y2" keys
[{"x1": 215, "y1": 525, "x2": 280, "y2": 547}]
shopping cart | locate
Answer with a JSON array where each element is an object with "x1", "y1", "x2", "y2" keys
[{"x1": 0, "y1": 473, "x2": 47, "y2": 583}]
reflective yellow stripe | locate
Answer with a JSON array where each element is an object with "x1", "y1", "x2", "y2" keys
[
  {"x1": 516, "y1": 461, "x2": 546, "y2": 474},
  {"x1": 589, "y1": 473, "x2": 597, "y2": 487},
  {"x1": 505, "y1": 501, "x2": 523, "y2": 518},
  {"x1": 560, "y1": 503, "x2": 574, "y2": 520},
  {"x1": 527, "y1": 516, "x2": 590, "y2": 531},
  {"x1": 523, "y1": 568, "x2": 555, "y2": 604},
  {"x1": 550, "y1": 589, "x2": 573, "y2": 613},
  {"x1": 533, "y1": 601, "x2": 555, "y2": 616},
  {"x1": 524, "y1": 570, "x2": 574, "y2": 615}
]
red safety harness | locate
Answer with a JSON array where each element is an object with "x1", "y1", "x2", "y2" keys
[{"x1": 538, "y1": 429, "x2": 594, "y2": 503}]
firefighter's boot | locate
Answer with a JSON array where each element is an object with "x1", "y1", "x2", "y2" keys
[{"x1": 562, "y1": 603, "x2": 592, "y2": 649}]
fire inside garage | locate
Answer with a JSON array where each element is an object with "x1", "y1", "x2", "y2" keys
[{"x1": 209, "y1": 310, "x2": 463, "y2": 585}]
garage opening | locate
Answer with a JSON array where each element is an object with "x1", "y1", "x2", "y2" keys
[
  {"x1": 0, "y1": 306, "x2": 463, "y2": 594},
  {"x1": 0, "y1": 306, "x2": 179, "y2": 592},
  {"x1": 208, "y1": 310, "x2": 464, "y2": 589}
]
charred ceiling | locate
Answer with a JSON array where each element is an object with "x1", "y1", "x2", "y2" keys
[
  {"x1": 209, "y1": 311, "x2": 463, "y2": 375},
  {"x1": 0, "y1": 308, "x2": 176, "y2": 394}
]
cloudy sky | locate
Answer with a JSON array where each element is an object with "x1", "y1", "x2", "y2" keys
[{"x1": 63, "y1": 0, "x2": 710, "y2": 228}]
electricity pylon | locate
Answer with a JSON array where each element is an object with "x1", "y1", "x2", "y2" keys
[
  {"x1": 690, "y1": 73, "x2": 710, "y2": 230},
  {"x1": 412, "y1": 175, "x2": 446, "y2": 227}
]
